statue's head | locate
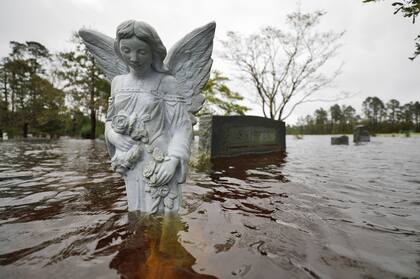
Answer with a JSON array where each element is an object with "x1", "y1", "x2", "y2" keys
[{"x1": 114, "y1": 20, "x2": 168, "y2": 73}]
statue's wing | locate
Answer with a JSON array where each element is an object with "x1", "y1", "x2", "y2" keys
[
  {"x1": 164, "y1": 22, "x2": 216, "y2": 124},
  {"x1": 78, "y1": 29, "x2": 129, "y2": 82}
]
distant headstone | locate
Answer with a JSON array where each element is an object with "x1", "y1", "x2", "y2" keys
[
  {"x1": 2, "y1": 132, "x2": 8, "y2": 141},
  {"x1": 331, "y1": 135, "x2": 349, "y2": 145},
  {"x1": 353, "y1": 125, "x2": 370, "y2": 143},
  {"x1": 199, "y1": 115, "x2": 286, "y2": 158}
]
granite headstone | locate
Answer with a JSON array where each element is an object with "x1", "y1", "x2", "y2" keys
[
  {"x1": 199, "y1": 115, "x2": 286, "y2": 158},
  {"x1": 353, "y1": 125, "x2": 370, "y2": 143},
  {"x1": 331, "y1": 135, "x2": 349, "y2": 145}
]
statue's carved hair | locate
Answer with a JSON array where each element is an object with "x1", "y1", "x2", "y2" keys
[{"x1": 114, "y1": 20, "x2": 168, "y2": 73}]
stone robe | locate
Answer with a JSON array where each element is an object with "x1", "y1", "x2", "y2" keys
[{"x1": 105, "y1": 73, "x2": 192, "y2": 213}]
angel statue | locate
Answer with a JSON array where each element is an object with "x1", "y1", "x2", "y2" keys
[{"x1": 79, "y1": 20, "x2": 215, "y2": 213}]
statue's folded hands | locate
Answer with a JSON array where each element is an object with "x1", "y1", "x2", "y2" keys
[
  {"x1": 154, "y1": 156, "x2": 179, "y2": 186},
  {"x1": 106, "y1": 126, "x2": 135, "y2": 151}
]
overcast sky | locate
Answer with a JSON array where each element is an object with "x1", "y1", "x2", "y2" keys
[{"x1": 0, "y1": 0, "x2": 418, "y2": 123}]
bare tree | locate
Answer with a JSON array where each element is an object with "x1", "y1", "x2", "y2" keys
[{"x1": 220, "y1": 9, "x2": 345, "y2": 121}]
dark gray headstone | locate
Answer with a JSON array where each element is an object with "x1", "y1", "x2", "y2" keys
[
  {"x1": 331, "y1": 135, "x2": 349, "y2": 145},
  {"x1": 353, "y1": 125, "x2": 370, "y2": 142},
  {"x1": 199, "y1": 115, "x2": 286, "y2": 158}
]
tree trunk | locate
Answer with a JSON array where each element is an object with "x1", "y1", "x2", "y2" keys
[
  {"x1": 23, "y1": 122, "x2": 28, "y2": 138},
  {"x1": 90, "y1": 104, "x2": 96, "y2": 140},
  {"x1": 2, "y1": 72, "x2": 8, "y2": 108},
  {"x1": 11, "y1": 73, "x2": 15, "y2": 113},
  {"x1": 90, "y1": 83, "x2": 96, "y2": 140},
  {"x1": 72, "y1": 114, "x2": 76, "y2": 136},
  {"x1": 89, "y1": 62, "x2": 96, "y2": 140}
]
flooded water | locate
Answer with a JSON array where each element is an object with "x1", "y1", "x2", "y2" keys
[{"x1": 0, "y1": 136, "x2": 419, "y2": 279}]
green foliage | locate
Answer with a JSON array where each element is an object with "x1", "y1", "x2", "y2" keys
[
  {"x1": 411, "y1": 35, "x2": 420, "y2": 60},
  {"x1": 56, "y1": 33, "x2": 110, "y2": 139},
  {"x1": 95, "y1": 120, "x2": 105, "y2": 138},
  {"x1": 0, "y1": 41, "x2": 65, "y2": 138},
  {"x1": 80, "y1": 124, "x2": 92, "y2": 139},
  {"x1": 189, "y1": 151, "x2": 212, "y2": 173},
  {"x1": 363, "y1": 0, "x2": 420, "y2": 21},
  {"x1": 363, "y1": 96, "x2": 386, "y2": 131},
  {"x1": 78, "y1": 121, "x2": 105, "y2": 139},
  {"x1": 199, "y1": 71, "x2": 250, "y2": 116},
  {"x1": 2, "y1": 36, "x2": 242, "y2": 140}
]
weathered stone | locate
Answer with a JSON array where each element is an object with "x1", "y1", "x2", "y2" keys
[
  {"x1": 79, "y1": 21, "x2": 215, "y2": 213},
  {"x1": 331, "y1": 135, "x2": 349, "y2": 145},
  {"x1": 353, "y1": 125, "x2": 370, "y2": 142},
  {"x1": 199, "y1": 115, "x2": 286, "y2": 158}
]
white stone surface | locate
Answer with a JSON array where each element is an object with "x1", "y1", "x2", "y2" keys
[{"x1": 79, "y1": 20, "x2": 215, "y2": 213}]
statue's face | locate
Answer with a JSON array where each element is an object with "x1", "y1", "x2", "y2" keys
[{"x1": 119, "y1": 36, "x2": 153, "y2": 74}]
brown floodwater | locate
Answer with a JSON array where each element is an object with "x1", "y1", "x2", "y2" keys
[{"x1": 0, "y1": 136, "x2": 419, "y2": 279}]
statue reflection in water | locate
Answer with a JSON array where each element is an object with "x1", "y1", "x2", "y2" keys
[{"x1": 110, "y1": 213, "x2": 217, "y2": 279}]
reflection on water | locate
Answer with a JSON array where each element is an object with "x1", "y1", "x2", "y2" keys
[
  {"x1": 110, "y1": 213, "x2": 216, "y2": 279},
  {"x1": 211, "y1": 151, "x2": 288, "y2": 181},
  {"x1": 0, "y1": 137, "x2": 419, "y2": 278}
]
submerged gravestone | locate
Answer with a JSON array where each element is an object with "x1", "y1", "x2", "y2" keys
[
  {"x1": 79, "y1": 21, "x2": 215, "y2": 213},
  {"x1": 331, "y1": 135, "x2": 349, "y2": 145},
  {"x1": 199, "y1": 115, "x2": 286, "y2": 158},
  {"x1": 353, "y1": 125, "x2": 370, "y2": 143}
]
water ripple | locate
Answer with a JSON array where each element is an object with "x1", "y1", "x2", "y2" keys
[{"x1": 0, "y1": 137, "x2": 419, "y2": 278}]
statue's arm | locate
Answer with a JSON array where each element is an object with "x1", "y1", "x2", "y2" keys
[
  {"x1": 104, "y1": 76, "x2": 135, "y2": 154},
  {"x1": 167, "y1": 106, "x2": 193, "y2": 184},
  {"x1": 167, "y1": 106, "x2": 193, "y2": 160},
  {"x1": 162, "y1": 76, "x2": 194, "y2": 183},
  {"x1": 105, "y1": 77, "x2": 118, "y2": 140},
  {"x1": 104, "y1": 77, "x2": 119, "y2": 158}
]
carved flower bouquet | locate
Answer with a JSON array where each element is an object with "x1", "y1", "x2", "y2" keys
[
  {"x1": 110, "y1": 111, "x2": 150, "y2": 175},
  {"x1": 143, "y1": 147, "x2": 178, "y2": 211}
]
